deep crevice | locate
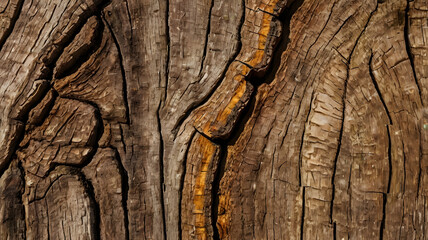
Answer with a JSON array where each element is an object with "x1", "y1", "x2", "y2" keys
[
  {"x1": 330, "y1": 68, "x2": 347, "y2": 225},
  {"x1": 347, "y1": 2, "x2": 378, "y2": 63},
  {"x1": 45, "y1": 198, "x2": 51, "y2": 240},
  {"x1": 333, "y1": 222, "x2": 337, "y2": 240},
  {"x1": 247, "y1": 0, "x2": 305, "y2": 87},
  {"x1": 198, "y1": 0, "x2": 215, "y2": 77},
  {"x1": 330, "y1": 1, "x2": 378, "y2": 233},
  {"x1": 386, "y1": 125, "x2": 392, "y2": 193},
  {"x1": 178, "y1": 131, "x2": 196, "y2": 240},
  {"x1": 297, "y1": 91, "x2": 313, "y2": 187},
  {"x1": 17, "y1": 159, "x2": 27, "y2": 240},
  {"x1": 402, "y1": 140, "x2": 406, "y2": 195},
  {"x1": 112, "y1": 147, "x2": 130, "y2": 240},
  {"x1": 27, "y1": 90, "x2": 58, "y2": 128},
  {"x1": 40, "y1": 0, "x2": 112, "y2": 80},
  {"x1": 53, "y1": 15, "x2": 105, "y2": 80},
  {"x1": 156, "y1": 101, "x2": 167, "y2": 240},
  {"x1": 77, "y1": 169, "x2": 101, "y2": 240},
  {"x1": 369, "y1": 53, "x2": 392, "y2": 125},
  {"x1": 303, "y1": 0, "x2": 336, "y2": 60},
  {"x1": 164, "y1": 0, "x2": 171, "y2": 108},
  {"x1": 208, "y1": 82, "x2": 258, "y2": 240},
  {"x1": 417, "y1": 125, "x2": 423, "y2": 198},
  {"x1": 212, "y1": 144, "x2": 228, "y2": 240},
  {"x1": 300, "y1": 186, "x2": 306, "y2": 240},
  {"x1": 379, "y1": 193, "x2": 387, "y2": 240},
  {"x1": 404, "y1": 0, "x2": 423, "y2": 106},
  {"x1": 208, "y1": 0, "x2": 305, "y2": 237}
]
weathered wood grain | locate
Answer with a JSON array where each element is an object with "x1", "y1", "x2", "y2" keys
[{"x1": 0, "y1": 0, "x2": 427, "y2": 239}]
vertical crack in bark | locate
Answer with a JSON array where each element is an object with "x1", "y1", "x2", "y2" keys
[
  {"x1": 300, "y1": 186, "x2": 306, "y2": 240},
  {"x1": 159, "y1": 4, "x2": 170, "y2": 234},
  {"x1": 424, "y1": 196, "x2": 426, "y2": 239},
  {"x1": 124, "y1": 0, "x2": 133, "y2": 44},
  {"x1": 330, "y1": 4, "x2": 378, "y2": 237},
  {"x1": 0, "y1": 0, "x2": 24, "y2": 52},
  {"x1": 45, "y1": 198, "x2": 51, "y2": 240},
  {"x1": 254, "y1": 0, "x2": 305, "y2": 86},
  {"x1": 417, "y1": 126, "x2": 422, "y2": 198},
  {"x1": 164, "y1": 0, "x2": 170, "y2": 107},
  {"x1": 369, "y1": 53, "x2": 392, "y2": 125},
  {"x1": 207, "y1": 0, "x2": 305, "y2": 237},
  {"x1": 17, "y1": 159, "x2": 27, "y2": 239},
  {"x1": 333, "y1": 222, "x2": 337, "y2": 240},
  {"x1": 330, "y1": 60, "x2": 348, "y2": 227},
  {"x1": 298, "y1": 91, "x2": 314, "y2": 187},
  {"x1": 379, "y1": 125, "x2": 392, "y2": 240},
  {"x1": 386, "y1": 125, "x2": 392, "y2": 193},
  {"x1": 201, "y1": 87, "x2": 257, "y2": 238},
  {"x1": 102, "y1": 14, "x2": 130, "y2": 125},
  {"x1": 379, "y1": 192, "x2": 387, "y2": 240},
  {"x1": 112, "y1": 147, "x2": 130, "y2": 240},
  {"x1": 178, "y1": 131, "x2": 196, "y2": 240},
  {"x1": 400, "y1": 139, "x2": 406, "y2": 233},
  {"x1": 404, "y1": 0, "x2": 423, "y2": 106},
  {"x1": 348, "y1": 3, "x2": 378, "y2": 63},
  {"x1": 303, "y1": 0, "x2": 337, "y2": 60},
  {"x1": 156, "y1": 101, "x2": 167, "y2": 240},
  {"x1": 211, "y1": 144, "x2": 227, "y2": 240},
  {"x1": 77, "y1": 169, "x2": 101, "y2": 240},
  {"x1": 197, "y1": 0, "x2": 215, "y2": 77}
]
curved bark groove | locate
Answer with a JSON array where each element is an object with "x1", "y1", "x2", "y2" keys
[{"x1": 0, "y1": 0, "x2": 427, "y2": 239}]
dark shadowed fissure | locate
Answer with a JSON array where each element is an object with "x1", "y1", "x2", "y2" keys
[
  {"x1": 77, "y1": 169, "x2": 101, "y2": 240},
  {"x1": 404, "y1": 0, "x2": 423, "y2": 106},
  {"x1": 209, "y1": 0, "x2": 305, "y2": 238}
]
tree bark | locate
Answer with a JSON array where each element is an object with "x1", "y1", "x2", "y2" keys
[{"x1": 0, "y1": 0, "x2": 427, "y2": 239}]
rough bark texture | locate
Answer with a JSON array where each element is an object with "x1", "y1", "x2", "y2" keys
[{"x1": 0, "y1": 0, "x2": 427, "y2": 239}]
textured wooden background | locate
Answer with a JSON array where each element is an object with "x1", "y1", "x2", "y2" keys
[{"x1": 0, "y1": 0, "x2": 427, "y2": 239}]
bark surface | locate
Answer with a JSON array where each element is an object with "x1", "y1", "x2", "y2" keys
[{"x1": 0, "y1": 0, "x2": 427, "y2": 239}]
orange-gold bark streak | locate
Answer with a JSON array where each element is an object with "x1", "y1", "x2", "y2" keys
[
  {"x1": 208, "y1": 0, "x2": 280, "y2": 135},
  {"x1": 193, "y1": 135, "x2": 218, "y2": 240},
  {"x1": 215, "y1": 1, "x2": 281, "y2": 237}
]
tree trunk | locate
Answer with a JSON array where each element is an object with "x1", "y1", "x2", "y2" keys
[{"x1": 0, "y1": 0, "x2": 427, "y2": 239}]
